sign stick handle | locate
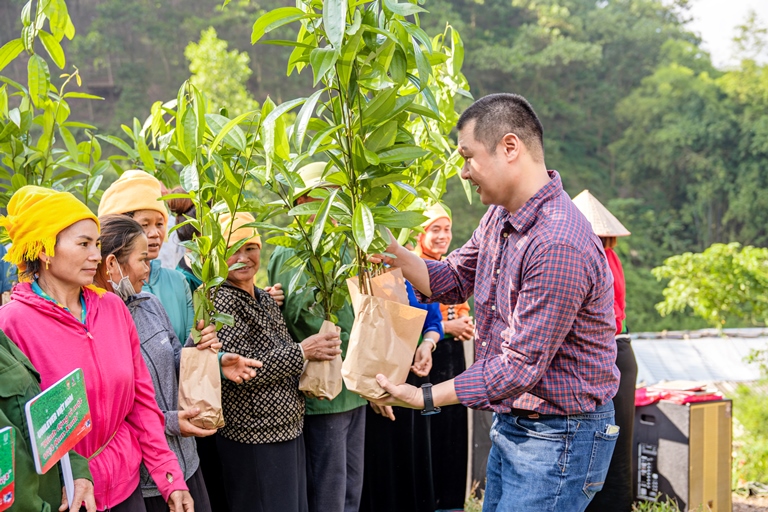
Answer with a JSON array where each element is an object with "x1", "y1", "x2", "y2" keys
[{"x1": 60, "y1": 452, "x2": 75, "y2": 509}]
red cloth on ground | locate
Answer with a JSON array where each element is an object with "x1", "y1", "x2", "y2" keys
[{"x1": 605, "y1": 247, "x2": 626, "y2": 334}]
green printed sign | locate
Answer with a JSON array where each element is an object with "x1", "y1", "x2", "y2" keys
[
  {"x1": 25, "y1": 368, "x2": 92, "y2": 474},
  {"x1": 0, "y1": 427, "x2": 14, "y2": 511}
]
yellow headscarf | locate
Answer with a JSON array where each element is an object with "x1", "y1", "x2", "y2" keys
[
  {"x1": 0, "y1": 186, "x2": 100, "y2": 280},
  {"x1": 98, "y1": 170, "x2": 169, "y2": 223},
  {"x1": 219, "y1": 212, "x2": 261, "y2": 248}
]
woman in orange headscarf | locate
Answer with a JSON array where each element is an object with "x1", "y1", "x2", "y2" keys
[{"x1": 413, "y1": 203, "x2": 474, "y2": 511}]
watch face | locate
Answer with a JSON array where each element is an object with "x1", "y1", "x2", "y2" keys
[{"x1": 421, "y1": 408, "x2": 442, "y2": 416}]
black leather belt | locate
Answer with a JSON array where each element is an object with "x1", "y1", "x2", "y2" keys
[{"x1": 509, "y1": 408, "x2": 540, "y2": 419}]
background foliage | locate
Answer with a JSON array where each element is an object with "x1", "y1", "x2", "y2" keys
[{"x1": 3, "y1": 0, "x2": 768, "y2": 331}]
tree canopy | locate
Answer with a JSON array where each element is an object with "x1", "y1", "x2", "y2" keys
[{"x1": 2, "y1": 0, "x2": 768, "y2": 331}]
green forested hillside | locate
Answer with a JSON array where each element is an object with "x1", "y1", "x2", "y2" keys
[{"x1": 2, "y1": 0, "x2": 767, "y2": 331}]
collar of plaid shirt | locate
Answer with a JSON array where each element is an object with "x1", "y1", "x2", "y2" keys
[{"x1": 423, "y1": 170, "x2": 620, "y2": 415}]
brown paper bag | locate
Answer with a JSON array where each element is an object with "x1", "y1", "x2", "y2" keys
[
  {"x1": 347, "y1": 268, "x2": 409, "y2": 315},
  {"x1": 342, "y1": 272, "x2": 428, "y2": 400},
  {"x1": 178, "y1": 347, "x2": 225, "y2": 429},
  {"x1": 299, "y1": 320, "x2": 344, "y2": 400}
]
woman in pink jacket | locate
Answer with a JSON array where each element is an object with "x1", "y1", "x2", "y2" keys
[{"x1": 0, "y1": 186, "x2": 193, "y2": 512}]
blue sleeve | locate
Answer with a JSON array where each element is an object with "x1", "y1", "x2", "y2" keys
[
  {"x1": 406, "y1": 281, "x2": 443, "y2": 337},
  {"x1": 0, "y1": 246, "x2": 15, "y2": 293}
]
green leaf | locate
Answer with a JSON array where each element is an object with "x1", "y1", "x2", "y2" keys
[
  {"x1": 309, "y1": 47, "x2": 339, "y2": 86},
  {"x1": 361, "y1": 86, "x2": 397, "y2": 126},
  {"x1": 405, "y1": 103, "x2": 439, "y2": 120},
  {"x1": 260, "y1": 40, "x2": 314, "y2": 48},
  {"x1": 62, "y1": 92, "x2": 104, "y2": 100},
  {"x1": 323, "y1": 0, "x2": 347, "y2": 49},
  {"x1": 308, "y1": 124, "x2": 343, "y2": 156},
  {"x1": 252, "y1": 7, "x2": 313, "y2": 44},
  {"x1": 420, "y1": 86, "x2": 440, "y2": 117},
  {"x1": 352, "y1": 203, "x2": 375, "y2": 252},
  {"x1": 376, "y1": 210, "x2": 427, "y2": 229},
  {"x1": 137, "y1": 136, "x2": 155, "y2": 171},
  {"x1": 383, "y1": 0, "x2": 427, "y2": 16},
  {"x1": 401, "y1": 21, "x2": 433, "y2": 53},
  {"x1": 181, "y1": 108, "x2": 197, "y2": 160},
  {"x1": 288, "y1": 201, "x2": 323, "y2": 217},
  {"x1": 63, "y1": 16, "x2": 75, "y2": 40},
  {"x1": 206, "y1": 113, "x2": 245, "y2": 152},
  {"x1": 11, "y1": 173, "x2": 27, "y2": 191},
  {"x1": 58, "y1": 125, "x2": 77, "y2": 158},
  {"x1": 180, "y1": 162, "x2": 199, "y2": 192},
  {"x1": 412, "y1": 38, "x2": 431, "y2": 90},
  {"x1": 208, "y1": 111, "x2": 255, "y2": 155},
  {"x1": 39, "y1": 30, "x2": 65, "y2": 68},
  {"x1": 45, "y1": 0, "x2": 70, "y2": 41},
  {"x1": 263, "y1": 97, "x2": 306, "y2": 129},
  {"x1": 62, "y1": 121, "x2": 97, "y2": 129},
  {"x1": 377, "y1": 145, "x2": 429, "y2": 163},
  {"x1": 450, "y1": 27, "x2": 464, "y2": 75},
  {"x1": 27, "y1": 54, "x2": 50, "y2": 108},
  {"x1": 337, "y1": 30, "x2": 363, "y2": 89},
  {"x1": 210, "y1": 311, "x2": 234, "y2": 328},
  {"x1": 0, "y1": 39, "x2": 24, "y2": 74},
  {"x1": 0, "y1": 85, "x2": 7, "y2": 118},
  {"x1": 311, "y1": 189, "x2": 338, "y2": 251},
  {"x1": 389, "y1": 48, "x2": 407, "y2": 84},
  {"x1": 461, "y1": 175, "x2": 473, "y2": 204},
  {"x1": 365, "y1": 120, "x2": 398, "y2": 152},
  {"x1": 293, "y1": 89, "x2": 324, "y2": 151},
  {"x1": 266, "y1": 235, "x2": 298, "y2": 248},
  {"x1": 96, "y1": 135, "x2": 136, "y2": 157}
]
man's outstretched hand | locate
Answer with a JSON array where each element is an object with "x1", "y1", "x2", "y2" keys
[{"x1": 372, "y1": 374, "x2": 424, "y2": 410}]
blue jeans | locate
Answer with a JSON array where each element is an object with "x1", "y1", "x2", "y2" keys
[{"x1": 483, "y1": 402, "x2": 618, "y2": 512}]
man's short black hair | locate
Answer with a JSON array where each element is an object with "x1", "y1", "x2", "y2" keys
[{"x1": 456, "y1": 93, "x2": 545, "y2": 161}]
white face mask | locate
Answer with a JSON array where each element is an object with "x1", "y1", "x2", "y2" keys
[{"x1": 109, "y1": 262, "x2": 136, "y2": 301}]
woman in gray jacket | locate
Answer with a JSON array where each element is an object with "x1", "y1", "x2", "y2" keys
[{"x1": 95, "y1": 214, "x2": 261, "y2": 512}]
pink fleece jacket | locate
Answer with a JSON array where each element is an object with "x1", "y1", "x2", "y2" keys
[{"x1": 0, "y1": 283, "x2": 187, "y2": 509}]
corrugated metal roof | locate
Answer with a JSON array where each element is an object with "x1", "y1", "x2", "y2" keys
[{"x1": 631, "y1": 328, "x2": 768, "y2": 386}]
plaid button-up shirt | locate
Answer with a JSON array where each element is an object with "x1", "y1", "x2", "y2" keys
[{"x1": 424, "y1": 171, "x2": 619, "y2": 415}]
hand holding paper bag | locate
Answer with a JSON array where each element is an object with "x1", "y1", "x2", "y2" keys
[
  {"x1": 342, "y1": 269, "x2": 428, "y2": 400},
  {"x1": 299, "y1": 321, "x2": 344, "y2": 400}
]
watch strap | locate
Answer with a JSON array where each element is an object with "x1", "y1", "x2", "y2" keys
[{"x1": 421, "y1": 383, "x2": 441, "y2": 416}]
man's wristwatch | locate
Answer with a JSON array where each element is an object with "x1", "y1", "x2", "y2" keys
[{"x1": 421, "y1": 383, "x2": 441, "y2": 416}]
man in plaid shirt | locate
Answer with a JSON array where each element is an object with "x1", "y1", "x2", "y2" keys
[{"x1": 374, "y1": 93, "x2": 621, "y2": 511}]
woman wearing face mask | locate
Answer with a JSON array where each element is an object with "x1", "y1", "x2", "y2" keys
[
  {"x1": 94, "y1": 215, "x2": 262, "y2": 511},
  {"x1": 412, "y1": 203, "x2": 474, "y2": 511},
  {"x1": 98, "y1": 171, "x2": 194, "y2": 343},
  {"x1": 0, "y1": 186, "x2": 192, "y2": 511}
]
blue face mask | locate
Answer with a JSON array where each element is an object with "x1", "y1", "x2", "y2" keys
[{"x1": 109, "y1": 263, "x2": 136, "y2": 301}]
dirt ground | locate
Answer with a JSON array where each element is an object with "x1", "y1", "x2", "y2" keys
[{"x1": 733, "y1": 495, "x2": 768, "y2": 511}]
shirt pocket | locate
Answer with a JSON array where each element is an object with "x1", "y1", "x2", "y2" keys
[{"x1": 0, "y1": 360, "x2": 40, "y2": 442}]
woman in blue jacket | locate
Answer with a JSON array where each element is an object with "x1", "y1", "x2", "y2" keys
[{"x1": 360, "y1": 281, "x2": 443, "y2": 512}]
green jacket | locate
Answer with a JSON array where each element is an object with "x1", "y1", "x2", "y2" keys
[
  {"x1": 0, "y1": 331, "x2": 91, "y2": 512},
  {"x1": 267, "y1": 246, "x2": 366, "y2": 415}
]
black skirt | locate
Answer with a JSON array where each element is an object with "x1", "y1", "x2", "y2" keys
[
  {"x1": 360, "y1": 373, "x2": 434, "y2": 512},
  {"x1": 430, "y1": 337, "x2": 468, "y2": 510}
]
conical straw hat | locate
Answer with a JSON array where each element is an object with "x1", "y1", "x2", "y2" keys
[{"x1": 571, "y1": 190, "x2": 630, "y2": 237}]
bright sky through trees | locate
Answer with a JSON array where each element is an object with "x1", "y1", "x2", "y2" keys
[{"x1": 687, "y1": 0, "x2": 768, "y2": 67}]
